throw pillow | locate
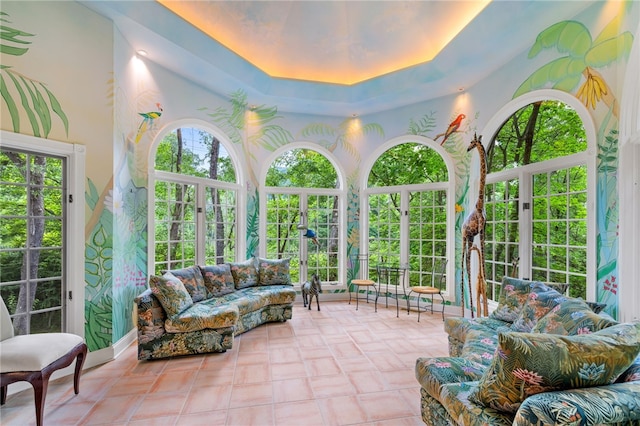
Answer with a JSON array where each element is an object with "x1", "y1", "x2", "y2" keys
[
  {"x1": 616, "y1": 354, "x2": 640, "y2": 383},
  {"x1": 460, "y1": 329, "x2": 498, "y2": 368},
  {"x1": 229, "y1": 258, "x2": 259, "y2": 289},
  {"x1": 489, "y1": 277, "x2": 534, "y2": 323},
  {"x1": 166, "y1": 265, "x2": 208, "y2": 302},
  {"x1": 532, "y1": 297, "x2": 618, "y2": 335},
  {"x1": 257, "y1": 257, "x2": 292, "y2": 285},
  {"x1": 469, "y1": 322, "x2": 640, "y2": 414},
  {"x1": 199, "y1": 264, "x2": 235, "y2": 297},
  {"x1": 510, "y1": 282, "x2": 565, "y2": 332},
  {"x1": 148, "y1": 272, "x2": 194, "y2": 319}
]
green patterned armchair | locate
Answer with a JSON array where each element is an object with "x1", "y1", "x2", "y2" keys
[{"x1": 415, "y1": 277, "x2": 640, "y2": 425}]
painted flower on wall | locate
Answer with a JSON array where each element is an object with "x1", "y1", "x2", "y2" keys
[{"x1": 104, "y1": 188, "x2": 123, "y2": 215}]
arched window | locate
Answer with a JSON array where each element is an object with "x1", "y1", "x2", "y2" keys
[
  {"x1": 366, "y1": 141, "x2": 449, "y2": 288},
  {"x1": 151, "y1": 125, "x2": 240, "y2": 274},
  {"x1": 484, "y1": 99, "x2": 589, "y2": 300},
  {"x1": 263, "y1": 148, "x2": 340, "y2": 285}
]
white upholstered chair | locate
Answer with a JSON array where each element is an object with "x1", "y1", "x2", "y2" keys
[{"x1": 0, "y1": 296, "x2": 87, "y2": 426}]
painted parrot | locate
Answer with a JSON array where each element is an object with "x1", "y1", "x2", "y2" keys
[
  {"x1": 135, "y1": 103, "x2": 163, "y2": 143},
  {"x1": 434, "y1": 113, "x2": 465, "y2": 145}
]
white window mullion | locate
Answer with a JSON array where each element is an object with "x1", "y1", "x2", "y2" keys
[
  {"x1": 195, "y1": 184, "x2": 206, "y2": 265},
  {"x1": 519, "y1": 171, "x2": 532, "y2": 279},
  {"x1": 400, "y1": 189, "x2": 410, "y2": 266},
  {"x1": 299, "y1": 191, "x2": 308, "y2": 281}
]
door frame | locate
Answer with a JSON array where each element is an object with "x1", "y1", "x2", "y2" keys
[{"x1": 1, "y1": 130, "x2": 86, "y2": 337}]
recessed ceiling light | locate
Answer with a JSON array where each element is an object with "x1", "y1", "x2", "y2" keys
[{"x1": 137, "y1": 49, "x2": 148, "y2": 57}]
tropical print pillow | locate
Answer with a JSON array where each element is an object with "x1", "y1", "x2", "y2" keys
[
  {"x1": 460, "y1": 329, "x2": 498, "y2": 368},
  {"x1": 257, "y1": 257, "x2": 292, "y2": 285},
  {"x1": 229, "y1": 258, "x2": 259, "y2": 289},
  {"x1": 510, "y1": 282, "x2": 565, "y2": 332},
  {"x1": 166, "y1": 265, "x2": 208, "y2": 302},
  {"x1": 616, "y1": 354, "x2": 640, "y2": 383},
  {"x1": 489, "y1": 277, "x2": 533, "y2": 323},
  {"x1": 148, "y1": 272, "x2": 194, "y2": 319},
  {"x1": 469, "y1": 322, "x2": 640, "y2": 414},
  {"x1": 199, "y1": 264, "x2": 235, "y2": 297},
  {"x1": 532, "y1": 297, "x2": 618, "y2": 336}
]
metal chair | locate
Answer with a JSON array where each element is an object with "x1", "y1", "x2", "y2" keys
[
  {"x1": 349, "y1": 254, "x2": 378, "y2": 311},
  {"x1": 0, "y1": 296, "x2": 87, "y2": 426},
  {"x1": 407, "y1": 258, "x2": 447, "y2": 321},
  {"x1": 377, "y1": 264, "x2": 407, "y2": 317}
]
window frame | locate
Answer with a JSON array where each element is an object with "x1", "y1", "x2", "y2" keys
[
  {"x1": 259, "y1": 143, "x2": 346, "y2": 289},
  {"x1": 359, "y1": 135, "x2": 456, "y2": 302},
  {"x1": 148, "y1": 120, "x2": 244, "y2": 273},
  {"x1": 481, "y1": 89, "x2": 597, "y2": 304}
]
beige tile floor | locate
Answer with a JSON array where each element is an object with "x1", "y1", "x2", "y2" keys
[{"x1": 0, "y1": 300, "x2": 450, "y2": 425}]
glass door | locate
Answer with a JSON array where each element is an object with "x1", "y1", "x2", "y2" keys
[{"x1": 264, "y1": 190, "x2": 339, "y2": 284}]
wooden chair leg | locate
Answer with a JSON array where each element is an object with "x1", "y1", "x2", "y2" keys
[
  {"x1": 73, "y1": 346, "x2": 87, "y2": 395},
  {"x1": 1, "y1": 384, "x2": 6, "y2": 405},
  {"x1": 31, "y1": 372, "x2": 47, "y2": 426}
]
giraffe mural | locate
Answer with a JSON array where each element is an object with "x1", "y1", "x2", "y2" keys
[{"x1": 461, "y1": 134, "x2": 488, "y2": 318}]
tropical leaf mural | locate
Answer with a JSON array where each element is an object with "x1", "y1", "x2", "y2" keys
[
  {"x1": 408, "y1": 111, "x2": 437, "y2": 137},
  {"x1": 0, "y1": 12, "x2": 68, "y2": 138},
  {"x1": 84, "y1": 178, "x2": 114, "y2": 350},
  {"x1": 301, "y1": 118, "x2": 384, "y2": 159},
  {"x1": 595, "y1": 108, "x2": 619, "y2": 317},
  {"x1": 345, "y1": 176, "x2": 361, "y2": 290},
  {"x1": 514, "y1": 15, "x2": 633, "y2": 116}
]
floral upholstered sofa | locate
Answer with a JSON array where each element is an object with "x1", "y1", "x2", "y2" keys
[
  {"x1": 415, "y1": 277, "x2": 640, "y2": 425},
  {"x1": 135, "y1": 257, "x2": 296, "y2": 360}
]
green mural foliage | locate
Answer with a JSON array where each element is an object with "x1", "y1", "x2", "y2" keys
[
  {"x1": 515, "y1": 16, "x2": 633, "y2": 112},
  {"x1": 0, "y1": 12, "x2": 68, "y2": 138},
  {"x1": 408, "y1": 111, "x2": 437, "y2": 136},
  {"x1": 84, "y1": 178, "x2": 114, "y2": 350},
  {"x1": 301, "y1": 119, "x2": 384, "y2": 157}
]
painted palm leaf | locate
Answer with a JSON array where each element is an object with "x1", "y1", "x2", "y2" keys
[
  {"x1": 1, "y1": 13, "x2": 68, "y2": 137},
  {"x1": 0, "y1": 12, "x2": 34, "y2": 56},
  {"x1": 586, "y1": 34, "x2": 634, "y2": 66},
  {"x1": 514, "y1": 58, "x2": 584, "y2": 97},
  {"x1": 528, "y1": 21, "x2": 592, "y2": 59}
]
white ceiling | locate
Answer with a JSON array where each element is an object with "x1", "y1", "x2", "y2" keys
[{"x1": 80, "y1": 1, "x2": 595, "y2": 117}]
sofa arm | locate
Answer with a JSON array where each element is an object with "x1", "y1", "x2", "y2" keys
[
  {"x1": 415, "y1": 356, "x2": 486, "y2": 400},
  {"x1": 513, "y1": 382, "x2": 640, "y2": 425},
  {"x1": 134, "y1": 288, "x2": 167, "y2": 343}
]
